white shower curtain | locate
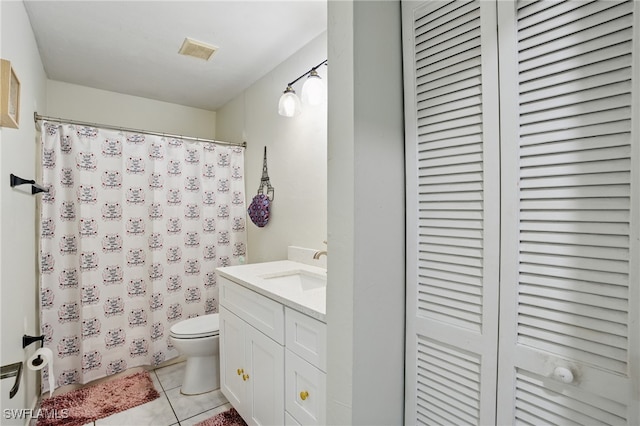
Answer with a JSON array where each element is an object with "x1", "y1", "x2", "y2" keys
[{"x1": 38, "y1": 121, "x2": 247, "y2": 393}]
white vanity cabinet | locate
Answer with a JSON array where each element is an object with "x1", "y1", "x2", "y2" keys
[
  {"x1": 218, "y1": 264, "x2": 327, "y2": 426},
  {"x1": 219, "y1": 277, "x2": 285, "y2": 426}
]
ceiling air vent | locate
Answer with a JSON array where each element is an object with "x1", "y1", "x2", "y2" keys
[{"x1": 178, "y1": 37, "x2": 218, "y2": 61}]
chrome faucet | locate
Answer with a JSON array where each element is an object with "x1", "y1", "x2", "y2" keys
[{"x1": 313, "y1": 241, "x2": 327, "y2": 259}]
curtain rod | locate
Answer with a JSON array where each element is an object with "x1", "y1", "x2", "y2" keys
[{"x1": 33, "y1": 112, "x2": 246, "y2": 148}]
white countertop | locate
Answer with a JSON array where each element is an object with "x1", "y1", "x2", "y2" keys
[{"x1": 217, "y1": 260, "x2": 327, "y2": 322}]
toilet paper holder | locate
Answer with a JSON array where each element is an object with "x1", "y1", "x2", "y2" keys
[
  {"x1": 1, "y1": 362, "x2": 23, "y2": 398},
  {"x1": 23, "y1": 334, "x2": 44, "y2": 348},
  {"x1": 0, "y1": 335, "x2": 45, "y2": 398},
  {"x1": 23, "y1": 334, "x2": 45, "y2": 366}
]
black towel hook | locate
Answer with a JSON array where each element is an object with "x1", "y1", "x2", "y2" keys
[{"x1": 9, "y1": 174, "x2": 48, "y2": 194}]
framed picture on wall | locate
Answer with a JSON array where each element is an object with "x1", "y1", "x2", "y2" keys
[{"x1": 1, "y1": 59, "x2": 20, "y2": 129}]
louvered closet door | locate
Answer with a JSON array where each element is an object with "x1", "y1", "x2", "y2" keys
[
  {"x1": 497, "y1": 1, "x2": 640, "y2": 425},
  {"x1": 402, "y1": 1, "x2": 501, "y2": 424}
]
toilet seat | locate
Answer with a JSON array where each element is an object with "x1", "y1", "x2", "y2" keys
[{"x1": 170, "y1": 314, "x2": 220, "y2": 339}]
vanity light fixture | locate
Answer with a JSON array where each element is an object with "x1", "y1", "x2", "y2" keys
[
  {"x1": 278, "y1": 85, "x2": 302, "y2": 117},
  {"x1": 278, "y1": 59, "x2": 327, "y2": 117}
]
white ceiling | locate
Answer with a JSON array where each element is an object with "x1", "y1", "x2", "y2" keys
[{"x1": 23, "y1": 1, "x2": 327, "y2": 111}]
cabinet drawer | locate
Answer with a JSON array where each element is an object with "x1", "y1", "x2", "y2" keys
[
  {"x1": 220, "y1": 277, "x2": 284, "y2": 344},
  {"x1": 285, "y1": 350, "x2": 326, "y2": 426},
  {"x1": 285, "y1": 307, "x2": 326, "y2": 371}
]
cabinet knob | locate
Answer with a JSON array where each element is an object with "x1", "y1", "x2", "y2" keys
[
  {"x1": 242, "y1": 373, "x2": 250, "y2": 381},
  {"x1": 300, "y1": 391, "x2": 309, "y2": 401},
  {"x1": 237, "y1": 368, "x2": 243, "y2": 376}
]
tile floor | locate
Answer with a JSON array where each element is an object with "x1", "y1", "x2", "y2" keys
[{"x1": 87, "y1": 361, "x2": 232, "y2": 426}]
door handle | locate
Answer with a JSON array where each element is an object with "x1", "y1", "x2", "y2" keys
[{"x1": 553, "y1": 366, "x2": 574, "y2": 384}]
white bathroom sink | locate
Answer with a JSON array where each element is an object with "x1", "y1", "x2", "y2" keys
[
  {"x1": 217, "y1": 260, "x2": 328, "y2": 318},
  {"x1": 260, "y1": 270, "x2": 326, "y2": 295}
]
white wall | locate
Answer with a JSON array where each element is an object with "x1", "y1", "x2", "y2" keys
[
  {"x1": 46, "y1": 81, "x2": 216, "y2": 139},
  {"x1": 327, "y1": 1, "x2": 405, "y2": 424},
  {"x1": 325, "y1": 2, "x2": 355, "y2": 422},
  {"x1": 0, "y1": 1, "x2": 48, "y2": 421},
  {"x1": 216, "y1": 32, "x2": 328, "y2": 263}
]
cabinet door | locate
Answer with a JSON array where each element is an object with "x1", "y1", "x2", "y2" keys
[
  {"x1": 220, "y1": 307, "x2": 247, "y2": 413},
  {"x1": 285, "y1": 349, "x2": 326, "y2": 426},
  {"x1": 497, "y1": 1, "x2": 640, "y2": 424},
  {"x1": 402, "y1": 1, "x2": 501, "y2": 424},
  {"x1": 245, "y1": 325, "x2": 284, "y2": 426}
]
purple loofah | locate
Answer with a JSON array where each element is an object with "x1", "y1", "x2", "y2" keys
[{"x1": 248, "y1": 193, "x2": 270, "y2": 227}]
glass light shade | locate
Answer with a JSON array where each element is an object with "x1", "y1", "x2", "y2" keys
[
  {"x1": 278, "y1": 86, "x2": 302, "y2": 117},
  {"x1": 301, "y1": 70, "x2": 325, "y2": 106}
]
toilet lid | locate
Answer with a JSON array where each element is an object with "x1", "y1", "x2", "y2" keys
[{"x1": 170, "y1": 314, "x2": 219, "y2": 338}]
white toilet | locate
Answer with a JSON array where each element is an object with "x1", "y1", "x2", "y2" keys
[{"x1": 169, "y1": 313, "x2": 220, "y2": 395}]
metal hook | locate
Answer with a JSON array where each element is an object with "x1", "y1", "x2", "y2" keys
[{"x1": 257, "y1": 147, "x2": 274, "y2": 201}]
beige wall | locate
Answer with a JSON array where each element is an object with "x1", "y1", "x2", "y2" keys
[
  {"x1": 0, "y1": 1, "x2": 48, "y2": 421},
  {"x1": 46, "y1": 81, "x2": 216, "y2": 139},
  {"x1": 216, "y1": 32, "x2": 328, "y2": 263}
]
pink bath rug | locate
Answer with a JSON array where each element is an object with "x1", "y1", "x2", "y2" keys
[
  {"x1": 36, "y1": 370, "x2": 160, "y2": 426},
  {"x1": 195, "y1": 407, "x2": 247, "y2": 426}
]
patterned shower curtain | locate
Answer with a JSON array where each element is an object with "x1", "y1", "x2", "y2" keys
[{"x1": 38, "y1": 121, "x2": 247, "y2": 393}]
